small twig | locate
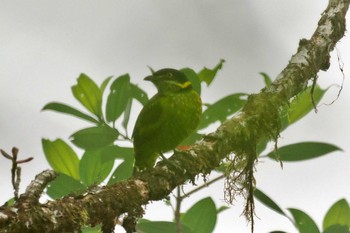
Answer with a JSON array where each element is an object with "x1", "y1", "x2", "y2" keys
[
  {"x1": 11, "y1": 148, "x2": 18, "y2": 195},
  {"x1": 179, "y1": 174, "x2": 225, "y2": 199},
  {"x1": 118, "y1": 132, "x2": 133, "y2": 143},
  {"x1": 334, "y1": 47, "x2": 345, "y2": 101},
  {"x1": 0, "y1": 149, "x2": 12, "y2": 160},
  {"x1": 310, "y1": 75, "x2": 318, "y2": 113},
  {"x1": 17, "y1": 157, "x2": 35, "y2": 164},
  {"x1": 0, "y1": 147, "x2": 34, "y2": 200},
  {"x1": 326, "y1": 47, "x2": 345, "y2": 105},
  {"x1": 175, "y1": 186, "x2": 182, "y2": 233},
  {"x1": 173, "y1": 174, "x2": 226, "y2": 233}
]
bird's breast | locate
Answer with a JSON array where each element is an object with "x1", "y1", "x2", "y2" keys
[{"x1": 158, "y1": 90, "x2": 201, "y2": 150}]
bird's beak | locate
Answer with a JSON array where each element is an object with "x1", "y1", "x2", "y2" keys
[{"x1": 144, "y1": 75, "x2": 153, "y2": 81}]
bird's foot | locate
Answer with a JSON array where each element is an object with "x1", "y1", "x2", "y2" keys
[{"x1": 157, "y1": 153, "x2": 182, "y2": 171}]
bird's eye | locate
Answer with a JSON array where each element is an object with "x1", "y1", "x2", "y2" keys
[{"x1": 167, "y1": 72, "x2": 173, "y2": 77}]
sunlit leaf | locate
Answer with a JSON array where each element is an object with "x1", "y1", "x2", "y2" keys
[
  {"x1": 106, "y1": 74, "x2": 131, "y2": 122},
  {"x1": 79, "y1": 149, "x2": 114, "y2": 186},
  {"x1": 288, "y1": 208, "x2": 320, "y2": 233},
  {"x1": 254, "y1": 189, "x2": 285, "y2": 216},
  {"x1": 70, "y1": 126, "x2": 119, "y2": 150},
  {"x1": 71, "y1": 73, "x2": 102, "y2": 118},
  {"x1": 42, "y1": 138, "x2": 79, "y2": 179},
  {"x1": 198, "y1": 59, "x2": 225, "y2": 86},
  {"x1": 182, "y1": 197, "x2": 217, "y2": 233},
  {"x1": 198, "y1": 93, "x2": 247, "y2": 130},
  {"x1": 266, "y1": 142, "x2": 342, "y2": 162},
  {"x1": 42, "y1": 102, "x2": 98, "y2": 124},
  {"x1": 323, "y1": 199, "x2": 350, "y2": 230},
  {"x1": 47, "y1": 173, "x2": 86, "y2": 199}
]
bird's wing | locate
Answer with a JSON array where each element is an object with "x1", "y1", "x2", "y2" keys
[{"x1": 132, "y1": 94, "x2": 165, "y2": 141}]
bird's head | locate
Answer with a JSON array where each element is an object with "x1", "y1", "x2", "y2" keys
[{"x1": 144, "y1": 68, "x2": 192, "y2": 94}]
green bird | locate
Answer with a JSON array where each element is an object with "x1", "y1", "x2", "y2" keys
[{"x1": 132, "y1": 68, "x2": 202, "y2": 172}]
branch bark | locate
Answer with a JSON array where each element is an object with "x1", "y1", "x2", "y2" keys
[{"x1": 0, "y1": 0, "x2": 349, "y2": 232}]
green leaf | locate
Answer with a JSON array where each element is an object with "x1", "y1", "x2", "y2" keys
[
  {"x1": 42, "y1": 139, "x2": 80, "y2": 179},
  {"x1": 198, "y1": 93, "x2": 247, "y2": 130},
  {"x1": 81, "y1": 224, "x2": 102, "y2": 233},
  {"x1": 180, "y1": 132, "x2": 203, "y2": 146},
  {"x1": 182, "y1": 197, "x2": 217, "y2": 233},
  {"x1": 254, "y1": 189, "x2": 285, "y2": 216},
  {"x1": 108, "y1": 157, "x2": 134, "y2": 184},
  {"x1": 323, "y1": 199, "x2": 350, "y2": 230},
  {"x1": 286, "y1": 84, "x2": 326, "y2": 126},
  {"x1": 266, "y1": 142, "x2": 342, "y2": 162},
  {"x1": 106, "y1": 74, "x2": 131, "y2": 122},
  {"x1": 122, "y1": 97, "x2": 133, "y2": 130},
  {"x1": 100, "y1": 146, "x2": 134, "y2": 162},
  {"x1": 102, "y1": 146, "x2": 134, "y2": 184},
  {"x1": 260, "y1": 72, "x2": 272, "y2": 87},
  {"x1": 181, "y1": 68, "x2": 201, "y2": 95},
  {"x1": 70, "y1": 126, "x2": 119, "y2": 150},
  {"x1": 42, "y1": 102, "x2": 98, "y2": 124},
  {"x1": 279, "y1": 107, "x2": 289, "y2": 131},
  {"x1": 5, "y1": 198, "x2": 15, "y2": 207},
  {"x1": 217, "y1": 206, "x2": 230, "y2": 214},
  {"x1": 198, "y1": 59, "x2": 225, "y2": 86},
  {"x1": 130, "y1": 83, "x2": 149, "y2": 105},
  {"x1": 288, "y1": 208, "x2": 320, "y2": 233},
  {"x1": 79, "y1": 149, "x2": 114, "y2": 186},
  {"x1": 257, "y1": 138, "x2": 269, "y2": 155},
  {"x1": 214, "y1": 162, "x2": 227, "y2": 173},
  {"x1": 138, "y1": 219, "x2": 150, "y2": 224},
  {"x1": 323, "y1": 225, "x2": 350, "y2": 233},
  {"x1": 100, "y1": 76, "x2": 113, "y2": 94},
  {"x1": 47, "y1": 173, "x2": 86, "y2": 199},
  {"x1": 136, "y1": 221, "x2": 193, "y2": 233},
  {"x1": 71, "y1": 73, "x2": 102, "y2": 118}
]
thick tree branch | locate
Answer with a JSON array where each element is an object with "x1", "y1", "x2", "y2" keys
[{"x1": 0, "y1": 0, "x2": 349, "y2": 232}]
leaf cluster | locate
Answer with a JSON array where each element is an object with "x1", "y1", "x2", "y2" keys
[{"x1": 255, "y1": 190, "x2": 350, "y2": 233}]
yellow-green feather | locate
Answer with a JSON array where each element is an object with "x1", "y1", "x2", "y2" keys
[{"x1": 133, "y1": 88, "x2": 201, "y2": 171}]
